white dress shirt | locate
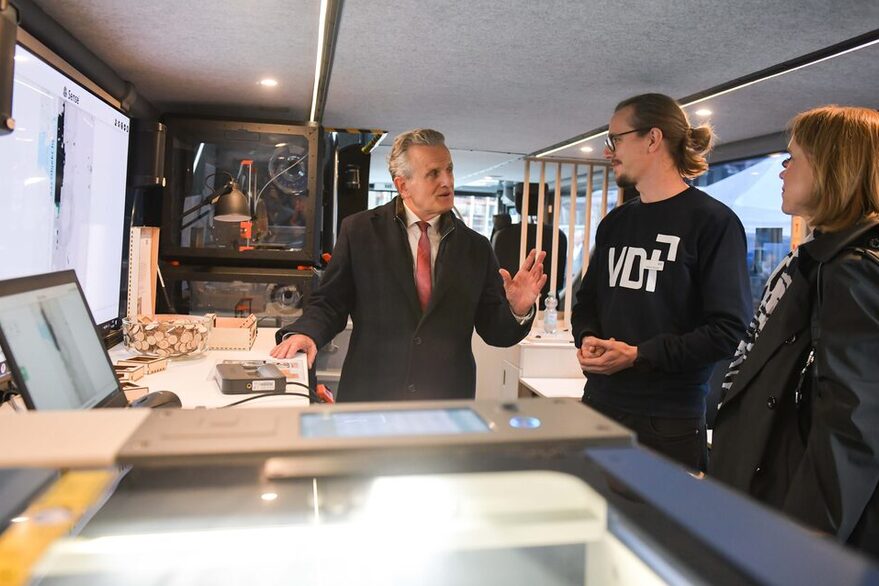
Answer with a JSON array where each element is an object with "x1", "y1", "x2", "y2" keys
[{"x1": 401, "y1": 201, "x2": 532, "y2": 322}]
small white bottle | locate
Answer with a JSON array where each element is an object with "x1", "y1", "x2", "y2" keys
[{"x1": 543, "y1": 295, "x2": 558, "y2": 334}]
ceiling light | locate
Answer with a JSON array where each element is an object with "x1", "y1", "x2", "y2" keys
[
  {"x1": 261, "y1": 492, "x2": 279, "y2": 502},
  {"x1": 310, "y1": 0, "x2": 331, "y2": 122},
  {"x1": 694, "y1": 108, "x2": 712, "y2": 117},
  {"x1": 580, "y1": 146, "x2": 594, "y2": 153},
  {"x1": 768, "y1": 152, "x2": 785, "y2": 158},
  {"x1": 259, "y1": 79, "x2": 278, "y2": 87},
  {"x1": 682, "y1": 36, "x2": 879, "y2": 109},
  {"x1": 275, "y1": 143, "x2": 287, "y2": 148}
]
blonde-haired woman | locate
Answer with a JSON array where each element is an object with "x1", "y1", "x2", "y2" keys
[{"x1": 711, "y1": 105, "x2": 879, "y2": 559}]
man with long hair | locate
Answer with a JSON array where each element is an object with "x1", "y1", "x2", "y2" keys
[{"x1": 571, "y1": 93, "x2": 751, "y2": 470}]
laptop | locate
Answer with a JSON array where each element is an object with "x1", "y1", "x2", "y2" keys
[{"x1": 0, "y1": 270, "x2": 130, "y2": 409}]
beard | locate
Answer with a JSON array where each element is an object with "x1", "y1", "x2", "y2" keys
[{"x1": 615, "y1": 173, "x2": 636, "y2": 189}]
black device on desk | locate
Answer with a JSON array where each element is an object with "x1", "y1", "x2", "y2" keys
[
  {"x1": 0, "y1": 271, "x2": 180, "y2": 410},
  {"x1": 215, "y1": 362, "x2": 286, "y2": 395}
]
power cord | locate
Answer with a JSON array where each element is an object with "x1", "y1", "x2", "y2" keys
[
  {"x1": 0, "y1": 388, "x2": 23, "y2": 411},
  {"x1": 219, "y1": 391, "x2": 312, "y2": 408},
  {"x1": 219, "y1": 381, "x2": 315, "y2": 408}
]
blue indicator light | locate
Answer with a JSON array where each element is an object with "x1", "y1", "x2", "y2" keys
[{"x1": 509, "y1": 416, "x2": 541, "y2": 429}]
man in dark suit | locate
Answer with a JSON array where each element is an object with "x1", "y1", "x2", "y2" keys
[{"x1": 271, "y1": 129, "x2": 546, "y2": 402}]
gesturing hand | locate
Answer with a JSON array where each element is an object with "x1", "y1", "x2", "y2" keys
[{"x1": 499, "y1": 249, "x2": 548, "y2": 316}]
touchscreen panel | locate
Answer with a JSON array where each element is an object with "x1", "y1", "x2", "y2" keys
[{"x1": 300, "y1": 408, "x2": 490, "y2": 439}]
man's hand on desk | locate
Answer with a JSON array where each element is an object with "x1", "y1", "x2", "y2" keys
[{"x1": 270, "y1": 333, "x2": 318, "y2": 367}]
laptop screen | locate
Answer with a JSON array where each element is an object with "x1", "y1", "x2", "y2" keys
[{"x1": 0, "y1": 271, "x2": 125, "y2": 409}]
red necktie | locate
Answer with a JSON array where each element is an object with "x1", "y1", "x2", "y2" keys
[{"x1": 415, "y1": 221, "x2": 432, "y2": 311}]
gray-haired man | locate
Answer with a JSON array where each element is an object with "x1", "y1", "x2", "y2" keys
[{"x1": 272, "y1": 128, "x2": 546, "y2": 402}]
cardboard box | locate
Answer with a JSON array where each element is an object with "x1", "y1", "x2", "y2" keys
[
  {"x1": 114, "y1": 363, "x2": 145, "y2": 382},
  {"x1": 116, "y1": 355, "x2": 169, "y2": 374},
  {"x1": 208, "y1": 314, "x2": 258, "y2": 351},
  {"x1": 126, "y1": 226, "x2": 159, "y2": 320},
  {"x1": 121, "y1": 382, "x2": 149, "y2": 402}
]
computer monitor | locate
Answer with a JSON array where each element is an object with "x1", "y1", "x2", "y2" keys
[
  {"x1": 0, "y1": 41, "x2": 130, "y2": 329},
  {"x1": 0, "y1": 270, "x2": 127, "y2": 409}
]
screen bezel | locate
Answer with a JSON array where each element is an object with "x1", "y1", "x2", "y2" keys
[
  {"x1": 10, "y1": 28, "x2": 131, "y2": 332},
  {"x1": 0, "y1": 270, "x2": 128, "y2": 410}
]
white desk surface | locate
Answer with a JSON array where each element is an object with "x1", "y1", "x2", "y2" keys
[
  {"x1": 0, "y1": 410, "x2": 149, "y2": 468},
  {"x1": 519, "y1": 377, "x2": 584, "y2": 399},
  {"x1": 108, "y1": 328, "x2": 310, "y2": 409}
]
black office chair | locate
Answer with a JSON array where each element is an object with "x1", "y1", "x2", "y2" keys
[
  {"x1": 492, "y1": 182, "x2": 567, "y2": 309},
  {"x1": 491, "y1": 212, "x2": 512, "y2": 240}
]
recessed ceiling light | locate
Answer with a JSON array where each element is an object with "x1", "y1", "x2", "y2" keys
[
  {"x1": 261, "y1": 492, "x2": 279, "y2": 501},
  {"x1": 694, "y1": 108, "x2": 712, "y2": 117},
  {"x1": 580, "y1": 146, "x2": 594, "y2": 153},
  {"x1": 259, "y1": 79, "x2": 279, "y2": 87}
]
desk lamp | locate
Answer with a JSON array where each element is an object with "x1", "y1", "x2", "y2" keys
[{"x1": 181, "y1": 175, "x2": 252, "y2": 224}]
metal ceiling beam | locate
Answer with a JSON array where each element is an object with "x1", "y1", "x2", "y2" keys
[{"x1": 310, "y1": 0, "x2": 343, "y2": 124}]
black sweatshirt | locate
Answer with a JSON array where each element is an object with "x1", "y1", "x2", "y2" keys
[{"x1": 571, "y1": 187, "x2": 751, "y2": 417}]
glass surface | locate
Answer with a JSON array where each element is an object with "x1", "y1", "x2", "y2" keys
[
  {"x1": 300, "y1": 407, "x2": 491, "y2": 438},
  {"x1": 167, "y1": 121, "x2": 316, "y2": 255},
  {"x1": 0, "y1": 281, "x2": 118, "y2": 409},
  {"x1": 28, "y1": 470, "x2": 669, "y2": 585},
  {"x1": 693, "y1": 153, "x2": 790, "y2": 307},
  {"x1": 0, "y1": 45, "x2": 130, "y2": 325},
  {"x1": 172, "y1": 279, "x2": 306, "y2": 321},
  {"x1": 367, "y1": 190, "x2": 500, "y2": 240},
  {"x1": 557, "y1": 166, "x2": 618, "y2": 288}
]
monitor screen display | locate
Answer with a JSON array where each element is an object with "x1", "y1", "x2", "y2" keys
[
  {"x1": 300, "y1": 408, "x2": 491, "y2": 439},
  {"x1": 0, "y1": 44, "x2": 130, "y2": 326},
  {"x1": 0, "y1": 272, "x2": 122, "y2": 409}
]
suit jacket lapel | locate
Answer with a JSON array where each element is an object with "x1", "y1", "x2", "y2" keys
[
  {"x1": 722, "y1": 273, "x2": 812, "y2": 404},
  {"x1": 423, "y1": 214, "x2": 459, "y2": 317},
  {"x1": 373, "y1": 203, "x2": 421, "y2": 318}
]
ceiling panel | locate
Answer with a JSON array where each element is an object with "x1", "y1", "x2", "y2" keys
[
  {"x1": 24, "y1": 0, "x2": 879, "y2": 183},
  {"x1": 325, "y1": 0, "x2": 879, "y2": 156},
  {"x1": 549, "y1": 43, "x2": 879, "y2": 160},
  {"x1": 31, "y1": 0, "x2": 320, "y2": 118}
]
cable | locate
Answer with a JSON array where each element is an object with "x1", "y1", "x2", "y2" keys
[
  {"x1": 219, "y1": 391, "x2": 312, "y2": 408},
  {"x1": 253, "y1": 154, "x2": 309, "y2": 210},
  {"x1": 0, "y1": 388, "x2": 22, "y2": 411},
  {"x1": 203, "y1": 171, "x2": 234, "y2": 194},
  {"x1": 156, "y1": 264, "x2": 178, "y2": 314}
]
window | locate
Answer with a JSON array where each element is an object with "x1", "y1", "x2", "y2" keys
[
  {"x1": 693, "y1": 154, "x2": 789, "y2": 307},
  {"x1": 367, "y1": 189, "x2": 499, "y2": 239},
  {"x1": 558, "y1": 166, "x2": 618, "y2": 285}
]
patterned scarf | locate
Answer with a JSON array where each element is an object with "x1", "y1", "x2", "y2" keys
[{"x1": 721, "y1": 246, "x2": 803, "y2": 397}]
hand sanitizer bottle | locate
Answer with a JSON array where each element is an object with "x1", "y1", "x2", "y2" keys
[{"x1": 543, "y1": 295, "x2": 558, "y2": 334}]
